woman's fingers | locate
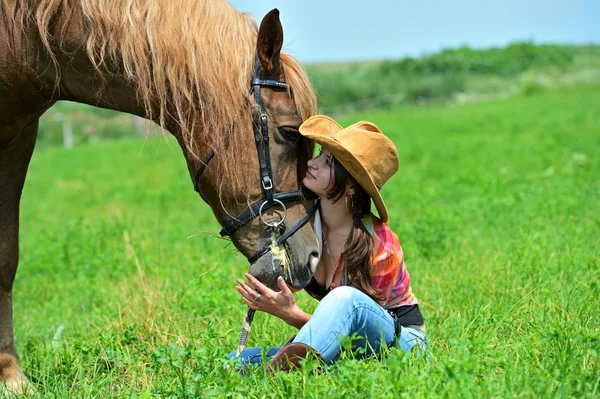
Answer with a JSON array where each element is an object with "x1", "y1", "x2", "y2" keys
[
  {"x1": 237, "y1": 278, "x2": 258, "y2": 297},
  {"x1": 243, "y1": 273, "x2": 281, "y2": 300},
  {"x1": 245, "y1": 273, "x2": 291, "y2": 296},
  {"x1": 236, "y1": 281, "x2": 260, "y2": 305},
  {"x1": 235, "y1": 286, "x2": 251, "y2": 302},
  {"x1": 277, "y1": 276, "x2": 291, "y2": 295},
  {"x1": 236, "y1": 277, "x2": 271, "y2": 306},
  {"x1": 244, "y1": 273, "x2": 270, "y2": 293},
  {"x1": 237, "y1": 286, "x2": 272, "y2": 312},
  {"x1": 241, "y1": 296, "x2": 258, "y2": 309}
]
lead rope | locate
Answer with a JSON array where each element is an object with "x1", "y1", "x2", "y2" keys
[
  {"x1": 235, "y1": 229, "x2": 291, "y2": 358},
  {"x1": 235, "y1": 212, "x2": 321, "y2": 359},
  {"x1": 236, "y1": 307, "x2": 256, "y2": 357}
]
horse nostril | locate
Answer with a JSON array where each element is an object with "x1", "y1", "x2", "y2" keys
[{"x1": 308, "y1": 251, "x2": 320, "y2": 274}]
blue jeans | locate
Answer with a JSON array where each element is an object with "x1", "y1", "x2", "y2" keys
[{"x1": 228, "y1": 286, "x2": 427, "y2": 366}]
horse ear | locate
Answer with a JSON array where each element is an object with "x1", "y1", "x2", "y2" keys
[{"x1": 257, "y1": 9, "x2": 283, "y2": 77}]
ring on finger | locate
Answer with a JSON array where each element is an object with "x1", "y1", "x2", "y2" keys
[{"x1": 254, "y1": 293, "x2": 261, "y2": 303}]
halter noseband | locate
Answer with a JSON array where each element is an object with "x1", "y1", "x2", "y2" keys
[{"x1": 193, "y1": 54, "x2": 318, "y2": 263}]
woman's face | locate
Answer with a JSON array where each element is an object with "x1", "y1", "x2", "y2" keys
[{"x1": 302, "y1": 148, "x2": 335, "y2": 197}]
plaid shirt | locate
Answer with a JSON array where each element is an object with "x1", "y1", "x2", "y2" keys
[{"x1": 328, "y1": 214, "x2": 418, "y2": 309}]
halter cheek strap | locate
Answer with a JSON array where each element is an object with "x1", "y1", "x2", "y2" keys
[
  {"x1": 191, "y1": 53, "x2": 318, "y2": 264},
  {"x1": 193, "y1": 150, "x2": 215, "y2": 193}
]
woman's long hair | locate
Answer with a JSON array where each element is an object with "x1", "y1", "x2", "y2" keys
[{"x1": 326, "y1": 158, "x2": 384, "y2": 303}]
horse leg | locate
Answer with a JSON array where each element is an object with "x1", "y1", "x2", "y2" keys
[{"x1": 0, "y1": 120, "x2": 38, "y2": 395}]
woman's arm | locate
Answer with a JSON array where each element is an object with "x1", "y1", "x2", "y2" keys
[{"x1": 284, "y1": 306, "x2": 311, "y2": 329}]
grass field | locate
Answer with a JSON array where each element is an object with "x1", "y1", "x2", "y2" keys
[{"x1": 12, "y1": 86, "x2": 600, "y2": 398}]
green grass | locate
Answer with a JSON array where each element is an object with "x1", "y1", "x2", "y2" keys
[{"x1": 12, "y1": 87, "x2": 600, "y2": 398}]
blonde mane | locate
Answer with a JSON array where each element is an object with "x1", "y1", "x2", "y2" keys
[{"x1": 8, "y1": 0, "x2": 318, "y2": 193}]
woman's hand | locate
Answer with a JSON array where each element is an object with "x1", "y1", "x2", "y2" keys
[{"x1": 236, "y1": 273, "x2": 306, "y2": 326}]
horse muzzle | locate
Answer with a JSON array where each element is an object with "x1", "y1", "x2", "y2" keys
[{"x1": 247, "y1": 246, "x2": 319, "y2": 291}]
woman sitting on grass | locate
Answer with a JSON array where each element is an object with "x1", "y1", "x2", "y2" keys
[{"x1": 233, "y1": 115, "x2": 426, "y2": 370}]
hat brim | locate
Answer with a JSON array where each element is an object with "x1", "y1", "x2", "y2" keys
[{"x1": 299, "y1": 128, "x2": 389, "y2": 222}]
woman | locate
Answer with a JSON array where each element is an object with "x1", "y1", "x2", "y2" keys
[{"x1": 232, "y1": 115, "x2": 426, "y2": 371}]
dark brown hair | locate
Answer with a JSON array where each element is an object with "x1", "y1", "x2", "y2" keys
[{"x1": 327, "y1": 158, "x2": 383, "y2": 303}]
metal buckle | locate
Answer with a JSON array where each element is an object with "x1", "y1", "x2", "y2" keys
[{"x1": 262, "y1": 177, "x2": 273, "y2": 190}]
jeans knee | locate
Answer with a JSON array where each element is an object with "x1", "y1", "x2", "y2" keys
[
  {"x1": 322, "y1": 286, "x2": 364, "y2": 306},
  {"x1": 316, "y1": 286, "x2": 374, "y2": 322}
]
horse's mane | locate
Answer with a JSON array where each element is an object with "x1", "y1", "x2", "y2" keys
[{"x1": 5, "y1": 0, "x2": 318, "y2": 195}]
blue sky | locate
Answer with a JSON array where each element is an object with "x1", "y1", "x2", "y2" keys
[{"x1": 229, "y1": 0, "x2": 600, "y2": 63}]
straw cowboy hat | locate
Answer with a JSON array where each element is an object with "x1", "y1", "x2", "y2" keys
[{"x1": 299, "y1": 115, "x2": 399, "y2": 222}]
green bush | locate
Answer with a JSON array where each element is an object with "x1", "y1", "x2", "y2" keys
[
  {"x1": 308, "y1": 42, "x2": 599, "y2": 112},
  {"x1": 521, "y1": 80, "x2": 546, "y2": 96}
]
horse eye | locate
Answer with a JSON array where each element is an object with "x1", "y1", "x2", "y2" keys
[{"x1": 278, "y1": 127, "x2": 299, "y2": 141}]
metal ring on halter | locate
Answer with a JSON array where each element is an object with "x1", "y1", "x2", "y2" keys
[{"x1": 258, "y1": 198, "x2": 287, "y2": 229}]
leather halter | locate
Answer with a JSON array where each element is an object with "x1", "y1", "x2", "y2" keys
[{"x1": 193, "y1": 54, "x2": 318, "y2": 263}]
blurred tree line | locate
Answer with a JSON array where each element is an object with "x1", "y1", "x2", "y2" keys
[
  {"x1": 307, "y1": 42, "x2": 600, "y2": 113},
  {"x1": 38, "y1": 102, "x2": 158, "y2": 150},
  {"x1": 38, "y1": 42, "x2": 600, "y2": 149}
]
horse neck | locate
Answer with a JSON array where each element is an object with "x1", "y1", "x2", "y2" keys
[
  {"x1": 53, "y1": 50, "x2": 150, "y2": 120},
  {"x1": 7, "y1": 0, "x2": 264, "y2": 199},
  {"x1": 5, "y1": 3, "x2": 150, "y2": 122}
]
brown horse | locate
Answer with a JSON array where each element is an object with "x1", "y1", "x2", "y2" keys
[{"x1": 0, "y1": 0, "x2": 320, "y2": 393}]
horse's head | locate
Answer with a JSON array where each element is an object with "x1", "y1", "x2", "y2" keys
[
  {"x1": 189, "y1": 9, "x2": 320, "y2": 290},
  {"x1": 43, "y1": 2, "x2": 321, "y2": 289}
]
